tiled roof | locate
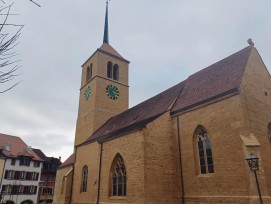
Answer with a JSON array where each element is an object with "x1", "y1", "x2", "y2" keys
[
  {"x1": 79, "y1": 45, "x2": 254, "y2": 146},
  {"x1": 58, "y1": 153, "x2": 75, "y2": 169},
  {"x1": 80, "y1": 81, "x2": 186, "y2": 145},
  {"x1": 171, "y1": 46, "x2": 253, "y2": 114},
  {"x1": 0, "y1": 133, "x2": 42, "y2": 161},
  {"x1": 98, "y1": 43, "x2": 129, "y2": 63},
  {"x1": 33, "y1": 148, "x2": 47, "y2": 160}
]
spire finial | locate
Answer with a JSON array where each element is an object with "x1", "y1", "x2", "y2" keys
[
  {"x1": 103, "y1": 0, "x2": 109, "y2": 44},
  {"x1": 247, "y1": 38, "x2": 254, "y2": 47}
]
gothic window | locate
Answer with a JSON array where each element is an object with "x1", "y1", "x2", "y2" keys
[
  {"x1": 194, "y1": 126, "x2": 214, "y2": 174},
  {"x1": 268, "y1": 123, "x2": 271, "y2": 143},
  {"x1": 107, "y1": 61, "x2": 113, "y2": 78},
  {"x1": 110, "y1": 154, "x2": 126, "y2": 197},
  {"x1": 81, "y1": 165, "x2": 88, "y2": 192},
  {"x1": 86, "y1": 64, "x2": 92, "y2": 82},
  {"x1": 113, "y1": 64, "x2": 119, "y2": 80}
]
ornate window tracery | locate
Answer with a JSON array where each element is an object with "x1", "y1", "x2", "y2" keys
[
  {"x1": 110, "y1": 154, "x2": 126, "y2": 197},
  {"x1": 81, "y1": 165, "x2": 88, "y2": 192},
  {"x1": 195, "y1": 126, "x2": 214, "y2": 174}
]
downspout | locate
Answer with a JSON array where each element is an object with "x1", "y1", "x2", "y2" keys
[
  {"x1": 177, "y1": 117, "x2": 185, "y2": 204},
  {"x1": 97, "y1": 143, "x2": 103, "y2": 204},
  {"x1": 69, "y1": 147, "x2": 77, "y2": 204}
]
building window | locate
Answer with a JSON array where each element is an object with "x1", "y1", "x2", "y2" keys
[
  {"x1": 86, "y1": 64, "x2": 92, "y2": 82},
  {"x1": 113, "y1": 64, "x2": 119, "y2": 80},
  {"x1": 110, "y1": 154, "x2": 126, "y2": 197},
  {"x1": 81, "y1": 165, "x2": 88, "y2": 192},
  {"x1": 31, "y1": 172, "x2": 38, "y2": 180},
  {"x1": 268, "y1": 123, "x2": 271, "y2": 143},
  {"x1": 20, "y1": 157, "x2": 30, "y2": 166},
  {"x1": 19, "y1": 171, "x2": 26, "y2": 180},
  {"x1": 5, "y1": 170, "x2": 14, "y2": 180},
  {"x1": 11, "y1": 158, "x2": 16, "y2": 166},
  {"x1": 29, "y1": 185, "x2": 37, "y2": 194},
  {"x1": 42, "y1": 187, "x2": 53, "y2": 195},
  {"x1": 2, "y1": 185, "x2": 12, "y2": 194},
  {"x1": 33, "y1": 161, "x2": 40, "y2": 167},
  {"x1": 107, "y1": 61, "x2": 113, "y2": 78},
  {"x1": 17, "y1": 185, "x2": 24, "y2": 194},
  {"x1": 194, "y1": 126, "x2": 214, "y2": 174}
]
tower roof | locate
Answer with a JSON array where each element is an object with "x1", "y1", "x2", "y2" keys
[{"x1": 103, "y1": 1, "x2": 109, "y2": 44}]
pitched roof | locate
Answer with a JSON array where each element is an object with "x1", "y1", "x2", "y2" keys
[
  {"x1": 98, "y1": 43, "x2": 129, "y2": 63},
  {"x1": 58, "y1": 153, "x2": 75, "y2": 169},
  {"x1": 171, "y1": 46, "x2": 253, "y2": 115},
  {"x1": 78, "y1": 45, "x2": 254, "y2": 146},
  {"x1": 80, "y1": 81, "x2": 186, "y2": 145},
  {"x1": 0, "y1": 133, "x2": 42, "y2": 161},
  {"x1": 33, "y1": 148, "x2": 47, "y2": 160}
]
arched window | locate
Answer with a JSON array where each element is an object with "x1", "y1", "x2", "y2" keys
[
  {"x1": 110, "y1": 154, "x2": 126, "y2": 197},
  {"x1": 113, "y1": 64, "x2": 119, "y2": 80},
  {"x1": 81, "y1": 166, "x2": 88, "y2": 192},
  {"x1": 268, "y1": 123, "x2": 271, "y2": 143},
  {"x1": 194, "y1": 126, "x2": 214, "y2": 174},
  {"x1": 86, "y1": 64, "x2": 92, "y2": 82},
  {"x1": 107, "y1": 62, "x2": 113, "y2": 78}
]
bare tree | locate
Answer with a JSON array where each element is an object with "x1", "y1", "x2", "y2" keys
[
  {"x1": 0, "y1": 2, "x2": 22, "y2": 93},
  {"x1": 0, "y1": 0, "x2": 40, "y2": 93}
]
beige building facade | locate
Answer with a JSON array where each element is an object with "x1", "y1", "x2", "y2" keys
[{"x1": 53, "y1": 4, "x2": 271, "y2": 204}]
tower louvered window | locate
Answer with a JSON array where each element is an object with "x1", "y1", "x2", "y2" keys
[
  {"x1": 110, "y1": 154, "x2": 126, "y2": 197},
  {"x1": 107, "y1": 61, "x2": 113, "y2": 78},
  {"x1": 195, "y1": 126, "x2": 214, "y2": 174},
  {"x1": 113, "y1": 64, "x2": 119, "y2": 80},
  {"x1": 86, "y1": 64, "x2": 92, "y2": 82}
]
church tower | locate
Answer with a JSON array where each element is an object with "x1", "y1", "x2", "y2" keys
[{"x1": 74, "y1": 2, "x2": 129, "y2": 146}]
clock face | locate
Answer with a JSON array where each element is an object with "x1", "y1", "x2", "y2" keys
[
  {"x1": 106, "y1": 85, "x2": 119, "y2": 100},
  {"x1": 84, "y1": 86, "x2": 91, "y2": 101}
]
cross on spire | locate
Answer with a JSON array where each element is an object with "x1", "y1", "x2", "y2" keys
[{"x1": 103, "y1": 0, "x2": 109, "y2": 44}]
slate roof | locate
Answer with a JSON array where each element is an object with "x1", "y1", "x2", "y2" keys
[
  {"x1": 58, "y1": 153, "x2": 75, "y2": 169},
  {"x1": 0, "y1": 133, "x2": 42, "y2": 161},
  {"x1": 78, "y1": 46, "x2": 253, "y2": 146}
]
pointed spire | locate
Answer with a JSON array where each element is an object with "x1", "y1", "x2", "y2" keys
[{"x1": 103, "y1": 0, "x2": 109, "y2": 44}]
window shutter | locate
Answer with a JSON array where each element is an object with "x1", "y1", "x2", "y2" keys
[
  {"x1": 34, "y1": 186, "x2": 37, "y2": 194},
  {"x1": 1, "y1": 185, "x2": 6, "y2": 193},
  {"x1": 36, "y1": 173, "x2": 39, "y2": 181},
  {"x1": 4, "y1": 170, "x2": 8, "y2": 179},
  {"x1": 26, "y1": 172, "x2": 31, "y2": 180},
  {"x1": 15, "y1": 171, "x2": 19, "y2": 180}
]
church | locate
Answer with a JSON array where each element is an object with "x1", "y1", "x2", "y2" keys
[{"x1": 53, "y1": 3, "x2": 271, "y2": 204}]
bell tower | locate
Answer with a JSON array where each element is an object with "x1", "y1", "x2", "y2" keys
[{"x1": 74, "y1": 2, "x2": 129, "y2": 146}]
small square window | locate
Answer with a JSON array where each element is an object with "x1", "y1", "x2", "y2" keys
[{"x1": 11, "y1": 158, "x2": 16, "y2": 165}]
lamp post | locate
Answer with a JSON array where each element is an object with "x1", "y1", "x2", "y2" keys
[{"x1": 245, "y1": 154, "x2": 263, "y2": 204}]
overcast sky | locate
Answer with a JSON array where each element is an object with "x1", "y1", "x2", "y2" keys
[{"x1": 0, "y1": 0, "x2": 270, "y2": 161}]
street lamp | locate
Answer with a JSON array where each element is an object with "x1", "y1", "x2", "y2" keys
[{"x1": 245, "y1": 154, "x2": 263, "y2": 204}]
